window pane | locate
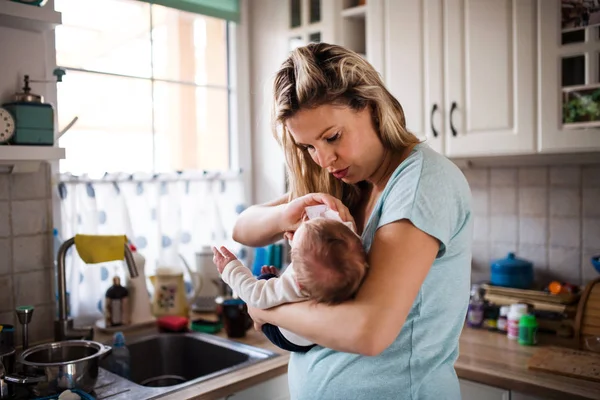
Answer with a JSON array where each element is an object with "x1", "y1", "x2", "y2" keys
[
  {"x1": 562, "y1": 55, "x2": 586, "y2": 87},
  {"x1": 310, "y1": 0, "x2": 321, "y2": 23},
  {"x1": 562, "y1": 29, "x2": 585, "y2": 45},
  {"x1": 151, "y1": 5, "x2": 228, "y2": 86},
  {"x1": 291, "y1": 0, "x2": 302, "y2": 28},
  {"x1": 57, "y1": 71, "x2": 154, "y2": 174},
  {"x1": 153, "y1": 82, "x2": 229, "y2": 172},
  {"x1": 309, "y1": 32, "x2": 321, "y2": 43},
  {"x1": 55, "y1": 0, "x2": 152, "y2": 78}
]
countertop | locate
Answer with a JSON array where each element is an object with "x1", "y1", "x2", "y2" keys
[{"x1": 90, "y1": 319, "x2": 600, "y2": 400}]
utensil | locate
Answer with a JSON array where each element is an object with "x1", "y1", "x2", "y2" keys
[
  {"x1": 5, "y1": 340, "x2": 111, "y2": 396},
  {"x1": 15, "y1": 305, "x2": 34, "y2": 350}
]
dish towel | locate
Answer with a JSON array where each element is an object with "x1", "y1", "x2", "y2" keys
[{"x1": 74, "y1": 234, "x2": 128, "y2": 264}]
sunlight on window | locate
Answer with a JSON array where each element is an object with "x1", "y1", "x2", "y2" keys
[{"x1": 55, "y1": 0, "x2": 231, "y2": 175}]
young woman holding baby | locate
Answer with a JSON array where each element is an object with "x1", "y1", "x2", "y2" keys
[{"x1": 231, "y1": 43, "x2": 473, "y2": 399}]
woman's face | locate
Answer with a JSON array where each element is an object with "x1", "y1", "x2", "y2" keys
[{"x1": 285, "y1": 104, "x2": 385, "y2": 184}]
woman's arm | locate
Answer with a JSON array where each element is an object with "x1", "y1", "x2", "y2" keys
[
  {"x1": 232, "y1": 194, "x2": 289, "y2": 247},
  {"x1": 248, "y1": 219, "x2": 439, "y2": 356}
]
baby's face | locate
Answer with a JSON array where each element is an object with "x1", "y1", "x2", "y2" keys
[{"x1": 289, "y1": 217, "x2": 322, "y2": 249}]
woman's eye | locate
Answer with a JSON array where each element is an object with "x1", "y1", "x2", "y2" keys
[
  {"x1": 326, "y1": 133, "x2": 340, "y2": 143},
  {"x1": 301, "y1": 145, "x2": 314, "y2": 151}
]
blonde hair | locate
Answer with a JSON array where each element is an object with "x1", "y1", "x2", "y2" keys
[
  {"x1": 292, "y1": 218, "x2": 368, "y2": 305},
  {"x1": 272, "y1": 43, "x2": 420, "y2": 210}
]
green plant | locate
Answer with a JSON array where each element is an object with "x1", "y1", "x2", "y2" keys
[{"x1": 563, "y1": 88, "x2": 600, "y2": 124}]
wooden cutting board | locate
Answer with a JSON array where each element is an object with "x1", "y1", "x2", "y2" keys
[{"x1": 528, "y1": 346, "x2": 600, "y2": 382}]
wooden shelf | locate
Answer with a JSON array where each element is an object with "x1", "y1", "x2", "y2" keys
[
  {"x1": 0, "y1": 1, "x2": 61, "y2": 32},
  {"x1": 341, "y1": 5, "x2": 366, "y2": 19},
  {"x1": 0, "y1": 145, "x2": 65, "y2": 173}
]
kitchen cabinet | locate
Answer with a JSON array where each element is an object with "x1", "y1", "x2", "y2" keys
[
  {"x1": 226, "y1": 374, "x2": 290, "y2": 400},
  {"x1": 510, "y1": 392, "x2": 547, "y2": 400},
  {"x1": 459, "y1": 379, "x2": 510, "y2": 400},
  {"x1": 538, "y1": 0, "x2": 600, "y2": 153},
  {"x1": 384, "y1": 0, "x2": 537, "y2": 157}
]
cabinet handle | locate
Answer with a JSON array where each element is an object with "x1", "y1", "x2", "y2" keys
[
  {"x1": 450, "y1": 102, "x2": 458, "y2": 137},
  {"x1": 430, "y1": 104, "x2": 438, "y2": 138}
]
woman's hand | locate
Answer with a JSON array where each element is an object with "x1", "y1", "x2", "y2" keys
[
  {"x1": 280, "y1": 193, "x2": 354, "y2": 232},
  {"x1": 247, "y1": 305, "x2": 267, "y2": 331}
]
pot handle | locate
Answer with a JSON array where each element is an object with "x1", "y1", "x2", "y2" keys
[
  {"x1": 5, "y1": 373, "x2": 47, "y2": 384},
  {"x1": 100, "y1": 344, "x2": 112, "y2": 357}
]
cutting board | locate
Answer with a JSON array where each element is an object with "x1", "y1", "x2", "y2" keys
[{"x1": 528, "y1": 346, "x2": 600, "y2": 382}]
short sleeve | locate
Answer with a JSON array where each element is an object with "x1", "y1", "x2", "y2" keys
[{"x1": 377, "y1": 153, "x2": 467, "y2": 258}]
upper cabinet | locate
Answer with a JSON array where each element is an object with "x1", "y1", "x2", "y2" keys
[
  {"x1": 538, "y1": 0, "x2": 600, "y2": 153},
  {"x1": 384, "y1": 0, "x2": 537, "y2": 158}
]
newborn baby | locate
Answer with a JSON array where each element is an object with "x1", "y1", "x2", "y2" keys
[{"x1": 213, "y1": 205, "x2": 368, "y2": 352}]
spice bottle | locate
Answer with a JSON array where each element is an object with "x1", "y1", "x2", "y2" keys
[
  {"x1": 518, "y1": 314, "x2": 538, "y2": 346},
  {"x1": 466, "y1": 284, "x2": 485, "y2": 328},
  {"x1": 507, "y1": 303, "x2": 528, "y2": 340},
  {"x1": 497, "y1": 306, "x2": 509, "y2": 332},
  {"x1": 105, "y1": 276, "x2": 129, "y2": 327}
]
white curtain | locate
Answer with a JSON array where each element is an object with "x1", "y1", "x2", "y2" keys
[{"x1": 54, "y1": 171, "x2": 248, "y2": 322}]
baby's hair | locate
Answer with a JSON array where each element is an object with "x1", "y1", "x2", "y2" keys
[{"x1": 292, "y1": 218, "x2": 368, "y2": 305}]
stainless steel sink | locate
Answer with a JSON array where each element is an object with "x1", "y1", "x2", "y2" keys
[{"x1": 94, "y1": 332, "x2": 279, "y2": 399}]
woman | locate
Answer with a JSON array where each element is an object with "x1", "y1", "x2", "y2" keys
[{"x1": 233, "y1": 43, "x2": 473, "y2": 399}]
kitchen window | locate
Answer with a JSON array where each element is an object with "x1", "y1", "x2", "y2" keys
[{"x1": 54, "y1": 0, "x2": 239, "y2": 175}]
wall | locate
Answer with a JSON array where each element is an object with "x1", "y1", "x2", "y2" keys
[
  {"x1": 465, "y1": 165, "x2": 600, "y2": 286},
  {"x1": 0, "y1": 163, "x2": 56, "y2": 345},
  {"x1": 248, "y1": 0, "x2": 288, "y2": 204},
  {"x1": 0, "y1": 0, "x2": 59, "y2": 345}
]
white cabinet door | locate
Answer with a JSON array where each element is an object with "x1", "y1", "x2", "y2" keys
[
  {"x1": 459, "y1": 379, "x2": 510, "y2": 400},
  {"x1": 444, "y1": 0, "x2": 537, "y2": 157},
  {"x1": 538, "y1": 0, "x2": 600, "y2": 153},
  {"x1": 511, "y1": 391, "x2": 549, "y2": 400},
  {"x1": 227, "y1": 374, "x2": 290, "y2": 400},
  {"x1": 384, "y1": 0, "x2": 444, "y2": 154}
]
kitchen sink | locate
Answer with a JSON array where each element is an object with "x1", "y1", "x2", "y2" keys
[{"x1": 96, "y1": 332, "x2": 279, "y2": 399}]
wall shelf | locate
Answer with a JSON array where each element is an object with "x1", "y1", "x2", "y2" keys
[
  {"x1": 0, "y1": 145, "x2": 65, "y2": 173},
  {"x1": 0, "y1": 1, "x2": 61, "y2": 32}
]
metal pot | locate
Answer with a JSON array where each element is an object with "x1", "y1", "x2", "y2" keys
[
  {"x1": 0, "y1": 348, "x2": 15, "y2": 399},
  {"x1": 6, "y1": 340, "x2": 111, "y2": 396}
]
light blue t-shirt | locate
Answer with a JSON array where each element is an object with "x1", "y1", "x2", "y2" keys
[{"x1": 287, "y1": 142, "x2": 473, "y2": 400}]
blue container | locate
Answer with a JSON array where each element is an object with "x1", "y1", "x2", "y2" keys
[{"x1": 490, "y1": 252, "x2": 533, "y2": 289}]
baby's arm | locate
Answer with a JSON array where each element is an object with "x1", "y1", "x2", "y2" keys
[{"x1": 221, "y1": 261, "x2": 306, "y2": 309}]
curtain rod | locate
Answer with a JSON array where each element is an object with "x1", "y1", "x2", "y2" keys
[{"x1": 58, "y1": 169, "x2": 243, "y2": 184}]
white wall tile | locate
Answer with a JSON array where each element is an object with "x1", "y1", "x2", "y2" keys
[
  {"x1": 582, "y1": 166, "x2": 600, "y2": 187},
  {"x1": 473, "y1": 216, "x2": 489, "y2": 243},
  {"x1": 13, "y1": 234, "x2": 49, "y2": 273},
  {"x1": 472, "y1": 242, "x2": 489, "y2": 271},
  {"x1": 517, "y1": 243, "x2": 548, "y2": 271},
  {"x1": 0, "y1": 175, "x2": 8, "y2": 201},
  {"x1": 549, "y1": 217, "x2": 581, "y2": 248},
  {"x1": 462, "y1": 168, "x2": 489, "y2": 187},
  {"x1": 10, "y1": 166, "x2": 49, "y2": 200},
  {"x1": 491, "y1": 168, "x2": 517, "y2": 186},
  {"x1": 490, "y1": 243, "x2": 518, "y2": 260},
  {"x1": 550, "y1": 188, "x2": 581, "y2": 218},
  {"x1": 0, "y1": 311, "x2": 14, "y2": 327},
  {"x1": 490, "y1": 187, "x2": 517, "y2": 215},
  {"x1": 0, "y1": 238, "x2": 11, "y2": 275},
  {"x1": 550, "y1": 167, "x2": 581, "y2": 186},
  {"x1": 0, "y1": 201, "x2": 10, "y2": 237},
  {"x1": 0, "y1": 276, "x2": 13, "y2": 312},
  {"x1": 13, "y1": 269, "x2": 52, "y2": 307},
  {"x1": 548, "y1": 245, "x2": 582, "y2": 284},
  {"x1": 471, "y1": 188, "x2": 489, "y2": 216},
  {"x1": 519, "y1": 217, "x2": 547, "y2": 245},
  {"x1": 583, "y1": 218, "x2": 600, "y2": 249},
  {"x1": 518, "y1": 187, "x2": 548, "y2": 217},
  {"x1": 27, "y1": 303, "x2": 54, "y2": 345},
  {"x1": 518, "y1": 167, "x2": 548, "y2": 187},
  {"x1": 11, "y1": 200, "x2": 48, "y2": 236},
  {"x1": 490, "y1": 216, "x2": 518, "y2": 243},
  {"x1": 583, "y1": 188, "x2": 600, "y2": 218},
  {"x1": 582, "y1": 247, "x2": 600, "y2": 283}
]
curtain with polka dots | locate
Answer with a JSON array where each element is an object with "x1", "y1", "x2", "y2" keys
[{"x1": 54, "y1": 171, "x2": 248, "y2": 321}]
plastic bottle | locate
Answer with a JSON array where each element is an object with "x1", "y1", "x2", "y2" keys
[
  {"x1": 507, "y1": 303, "x2": 528, "y2": 340},
  {"x1": 518, "y1": 314, "x2": 538, "y2": 346},
  {"x1": 466, "y1": 284, "x2": 485, "y2": 328},
  {"x1": 497, "y1": 306, "x2": 509, "y2": 332},
  {"x1": 110, "y1": 332, "x2": 130, "y2": 379},
  {"x1": 127, "y1": 244, "x2": 154, "y2": 325}
]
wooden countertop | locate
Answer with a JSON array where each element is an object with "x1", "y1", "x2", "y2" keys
[
  {"x1": 456, "y1": 327, "x2": 600, "y2": 400},
  {"x1": 96, "y1": 317, "x2": 600, "y2": 400}
]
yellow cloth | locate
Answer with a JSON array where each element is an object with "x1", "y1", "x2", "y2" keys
[{"x1": 74, "y1": 234, "x2": 127, "y2": 264}]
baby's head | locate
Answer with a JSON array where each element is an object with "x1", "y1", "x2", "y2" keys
[{"x1": 291, "y1": 218, "x2": 368, "y2": 305}]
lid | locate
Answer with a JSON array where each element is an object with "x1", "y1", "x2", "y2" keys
[
  {"x1": 509, "y1": 303, "x2": 529, "y2": 315},
  {"x1": 519, "y1": 314, "x2": 538, "y2": 327},
  {"x1": 499, "y1": 306, "x2": 510, "y2": 316},
  {"x1": 491, "y1": 252, "x2": 533, "y2": 269},
  {"x1": 113, "y1": 332, "x2": 125, "y2": 347}
]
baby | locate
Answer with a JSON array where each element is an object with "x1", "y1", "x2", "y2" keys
[{"x1": 212, "y1": 205, "x2": 368, "y2": 352}]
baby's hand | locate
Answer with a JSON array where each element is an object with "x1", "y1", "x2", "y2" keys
[
  {"x1": 260, "y1": 265, "x2": 279, "y2": 276},
  {"x1": 212, "y1": 246, "x2": 238, "y2": 274}
]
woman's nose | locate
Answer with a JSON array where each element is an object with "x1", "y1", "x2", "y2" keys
[{"x1": 316, "y1": 149, "x2": 337, "y2": 168}]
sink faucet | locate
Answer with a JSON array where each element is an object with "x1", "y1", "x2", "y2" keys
[{"x1": 54, "y1": 237, "x2": 139, "y2": 342}]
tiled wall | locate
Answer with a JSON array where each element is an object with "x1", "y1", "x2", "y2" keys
[
  {"x1": 464, "y1": 165, "x2": 600, "y2": 287},
  {"x1": 0, "y1": 163, "x2": 55, "y2": 346}
]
